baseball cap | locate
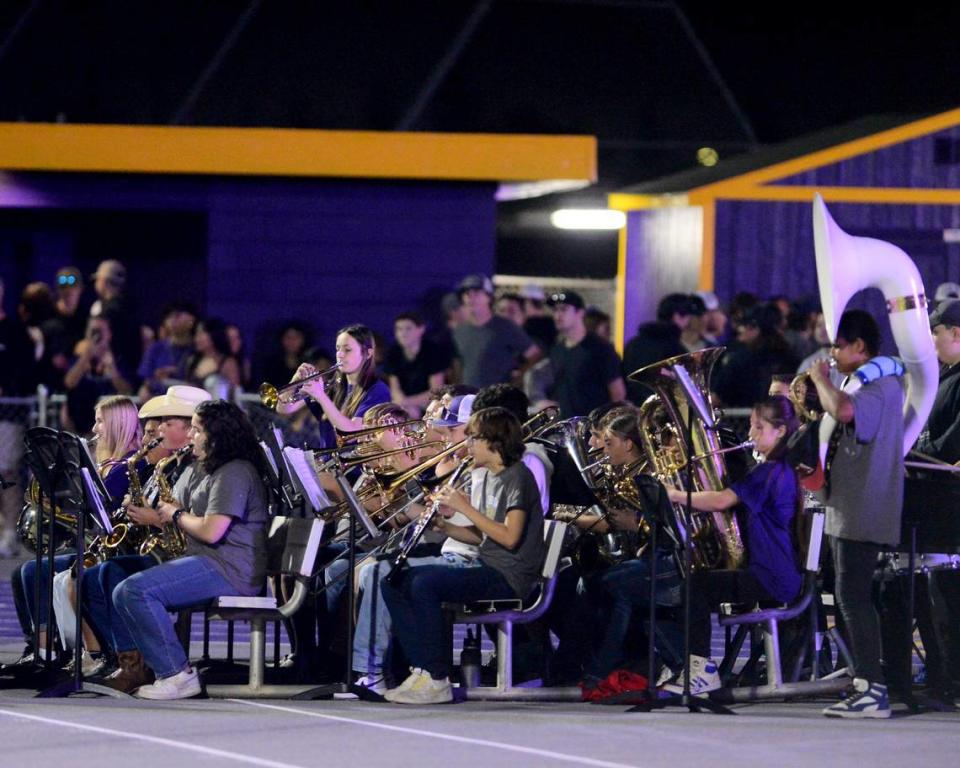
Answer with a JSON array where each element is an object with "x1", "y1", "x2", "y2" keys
[
  {"x1": 457, "y1": 274, "x2": 494, "y2": 296},
  {"x1": 935, "y1": 282, "x2": 960, "y2": 302},
  {"x1": 519, "y1": 283, "x2": 546, "y2": 301},
  {"x1": 547, "y1": 290, "x2": 585, "y2": 310},
  {"x1": 929, "y1": 299, "x2": 960, "y2": 329},
  {"x1": 431, "y1": 394, "x2": 476, "y2": 427}
]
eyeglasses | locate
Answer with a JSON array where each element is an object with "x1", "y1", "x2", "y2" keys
[{"x1": 57, "y1": 274, "x2": 78, "y2": 287}]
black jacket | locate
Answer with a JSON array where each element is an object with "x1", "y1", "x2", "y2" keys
[{"x1": 915, "y1": 362, "x2": 960, "y2": 464}]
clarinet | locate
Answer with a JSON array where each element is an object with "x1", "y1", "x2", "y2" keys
[{"x1": 386, "y1": 461, "x2": 470, "y2": 585}]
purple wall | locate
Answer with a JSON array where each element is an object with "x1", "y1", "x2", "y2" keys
[
  {"x1": 772, "y1": 125, "x2": 960, "y2": 188},
  {"x1": 0, "y1": 172, "x2": 496, "y2": 369},
  {"x1": 621, "y1": 206, "x2": 702, "y2": 338},
  {"x1": 713, "y1": 198, "x2": 960, "y2": 352}
]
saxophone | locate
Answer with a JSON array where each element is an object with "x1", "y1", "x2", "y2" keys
[
  {"x1": 101, "y1": 438, "x2": 162, "y2": 554},
  {"x1": 139, "y1": 445, "x2": 191, "y2": 560}
]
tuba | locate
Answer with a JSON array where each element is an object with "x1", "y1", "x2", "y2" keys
[
  {"x1": 812, "y1": 193, "x2": 938, "y2": 462},
  {"x1": 629, "y1": 347, "x2": 745, "y2": 571}
]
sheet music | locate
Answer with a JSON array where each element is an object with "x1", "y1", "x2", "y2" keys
[
  {"x1": 80, "y1": 467, "x2": 113, "y2": 534},
  {"x1": 283, "y1": 446, "x2": 333, "y2": 513}
]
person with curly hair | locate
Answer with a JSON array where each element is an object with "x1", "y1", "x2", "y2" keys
[{"x1": 113, "y1": 399, "x2": 268, "y2": 699}]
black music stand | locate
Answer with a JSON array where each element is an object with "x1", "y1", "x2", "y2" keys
[
  {"x1": 260, "y1": 428, "x2": 300, "y2": 515},
  {"x1": 894, "y1": 471, "x2": 960, "y2": 713},
  {"x1": 38, "y1": 461, "x2": 130, "y2": 699},
  {"x1": 629, "y1": 365, "x2": 734, "y2": 715},
  {"x1": 292, "y1": 471, "x2": 379, "y2": 700}
]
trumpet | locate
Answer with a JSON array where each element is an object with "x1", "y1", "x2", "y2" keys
[{"x1": 258, "y1": 362, "x2": 342, "y2": 410}]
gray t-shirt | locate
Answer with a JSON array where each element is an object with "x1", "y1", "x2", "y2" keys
[
  {"x1": 476, "y1": 461, "x2": 545, "y2": 598},
  {"x1": 823, "y1": 375, "x2": 904, "y2": 545},
  {"x1": 454, "y1": 316, "x2": 534, "y2": 388},
  {"x1": 174, "y1": 459, "x2": 268, "y2": 595}
]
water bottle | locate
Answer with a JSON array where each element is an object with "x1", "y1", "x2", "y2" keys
[{"x1": 460, "y1": 628, "x2": 482, "y2": 688}]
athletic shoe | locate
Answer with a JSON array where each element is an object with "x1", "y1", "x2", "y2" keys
[
  {"x1": 823, "y1": 678, "x2": 891, "y2": 719},
  {"x1": 135, "y1": 666, "x2": 202, "y2": 700},
  {"x1": 660, "y1": 655, "x2": 721, "y2": 696},
  {"x1": 355, "y1": 674, "x2": 387, "y2": 696},
  {"x1": 81, "y1": 650, "x2": 107, "y2": 677},
  {"x1": 384, "y1": 667, "x2": 428, "y2": 702},
  {"x1": 388, "y1": 673, "x2": 453, "y2": 705}
]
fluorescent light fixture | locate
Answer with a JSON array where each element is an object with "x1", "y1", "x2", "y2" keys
[{"x1": 550, "y1": 209, "x2": 626, "y2": 230}]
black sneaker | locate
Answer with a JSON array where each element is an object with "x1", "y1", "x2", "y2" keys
[{"x1": 823, "y1": 678, "x2": 891, "y2": 719}]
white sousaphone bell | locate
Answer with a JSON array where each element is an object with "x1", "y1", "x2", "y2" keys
[{"x1": 812, "y1": 192, "x2": 939, "y2": 460}]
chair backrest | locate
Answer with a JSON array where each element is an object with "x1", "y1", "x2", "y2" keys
[
  {"x1": 540, "y1": 520, "x2": 568, "y2": 579},
  {"x1": 265, "y1": 516, "x2": 325, "y2": 578},
  {"x1": 802, "y1": 507, "x2": 825, "y2": 574}
]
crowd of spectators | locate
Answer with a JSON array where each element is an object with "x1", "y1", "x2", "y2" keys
[{"x1": 0, "y1": 258, "x2": 863, "y2": 554}]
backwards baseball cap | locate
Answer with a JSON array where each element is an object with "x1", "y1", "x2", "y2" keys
[
  {"x1": 547, "y1": 290, "x2": 585, "y2": 310},
  {"x1": 935, "y1": 281, "x2": 960, "y2": 302},
  {"x1": 55, "y1": 266, "x2": 83, "y2": 289},
  {"x1": 431, "y1": 394, "x2": 476, "y2": 427},
  {"x1": 929, "y1": 299, "x2": 960, "y2": 329},
  {"x1": 458, "y1": 274, "x2": 494, "y2": 295},
  {"x1": 139, "y1": 385, "x2": 211, "y2": 419},
  {"x1": 90, "y1": 259, "x2": 127, "y2": 289}
]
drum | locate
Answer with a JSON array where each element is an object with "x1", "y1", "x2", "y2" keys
[{"x1": 882, "y1": 551, "x2": 960, "y2": 577}]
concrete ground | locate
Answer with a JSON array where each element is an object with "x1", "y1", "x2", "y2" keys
[
  {"x1": 3, "y1": 555, "x2": 958, "y2": 768},
  {"x1": 0, "y1": 688, "x2": 957, "y2": 768}
]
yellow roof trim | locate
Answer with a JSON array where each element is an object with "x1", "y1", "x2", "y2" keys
[
  {"x1": 608, "y1": 192, "x2": 689, "y2": 211},
  {"x1": 614, "y1": 227, "x2": 627, "y2": 355},
  {"x1": 691, "y1": 184, "x2": 960, "y2": 206},
  {"x1": 692, "y1": 107, "x2": 960, "y2": 196},
  {"x1": 0, "y1": 122, "x2": 597, "y2": 183}
]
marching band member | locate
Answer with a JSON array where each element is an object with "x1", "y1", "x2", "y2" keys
[
  {"x1": 112, "y1": 400, "x2": 268, "y2": 699},
  {"x1": 10, "y1": 396, "x2": 141, "y2": 671},
  {"x1": 810, "y1": 310, "x2": 904, "y2": 718},
  {"x1": 574, "y1": 406, "x2": 683, "y2": 693},
  {"x1": 662, "y1": 395, "x2": 802, "y2": 696},
  {"x1": 278, "y1": 323, "x2": 390, "y2": 447},
  {"x1": 381, "y1": 407, "x2": 545, "y2": 704},
  {"x1": 79, "y1": 386, "x2": 208, "y2": 692},
  {"x1": 350, "y1": 395, "x2": 477, "y2": 695}
]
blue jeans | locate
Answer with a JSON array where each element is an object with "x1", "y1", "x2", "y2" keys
[
  {"x1": 19, "y1": 553, "x2": 76, "y2": 632},
  {"x1": 586, "y1": 553, "x2": 683, "y2": 678},
  {"x1": 381, "y1": 560, "x2": 514, "y2": 679},
  {"x1": 353, "y1": 552, "x2": 473, "y2": 676},
  {"x1": 113, "y1": 555, "x2": 236, "y2": 679},
  {"x1": 82, "y1": 555, "x2": 156, "y2": 653},
  {"x1": 10, "y1": 562, "x2": 33, "y2": 641}
]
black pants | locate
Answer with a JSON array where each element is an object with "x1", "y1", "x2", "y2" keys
[
  {"x1": 831, "y1": 536, "x2": 884, "y2": 683},
  {"x1": 688, "y1": 569, "x2": 771, "y2": 658}
]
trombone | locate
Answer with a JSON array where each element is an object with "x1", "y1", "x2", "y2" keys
[
  {"x1": 334, "y1": 418, "x2": 426, "y2": 447},
  {"x1": 258, "y1": 362, "x2": 342, "y2": 410}
]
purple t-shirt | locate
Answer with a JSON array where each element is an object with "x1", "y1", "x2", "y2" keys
[{"x1": 730, "y1": 460, "x2": 802, "y2": 603}]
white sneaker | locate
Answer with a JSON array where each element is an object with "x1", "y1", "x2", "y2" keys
[
  {"x1": 383, "y1": 667, "x2": 427, "y2": 702},
  {"x1": 661, "y1": 655, "x2": 721, "y2": 696},
  {"x1": 823, "y1": 678, "x2": 891, "y2": 719},
  {"x1": 355, "y1": 674, "x2": 387, "y2": 695},
  {"x1": 389, "y1": 673, "x2": 453, "y2": 705},
  {"x1": 135, "y1": 666, "x2": 202, "y2": 700}
]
